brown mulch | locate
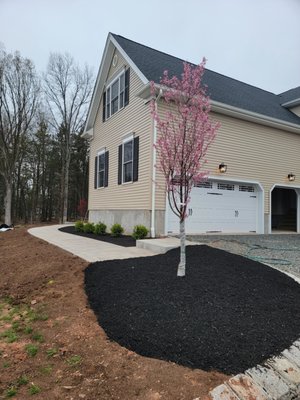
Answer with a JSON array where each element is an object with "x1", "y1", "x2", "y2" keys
[{"x1": 0, "y1": 226, "x2": 227, "y2": 400}]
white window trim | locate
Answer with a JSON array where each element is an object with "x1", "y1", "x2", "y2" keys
[
  {"x1": 96, "y1": 148, "x2": 106, "y2": 189},
  {"x1": 122, "y1": 135, "x2": 134, "y2": 184},
  {"x1": 105, "y1": 68, "x2": 126, "y2": 120}
]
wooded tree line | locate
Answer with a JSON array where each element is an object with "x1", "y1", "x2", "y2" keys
[{"x1": 0, "y1": 48, "x2": 94, "y2": 225}]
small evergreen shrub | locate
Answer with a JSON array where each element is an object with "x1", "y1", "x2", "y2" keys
[
  {"x1": 74, "y1": 221, "x2": 84, "y2": 232},
  {"x1": 94, "y1": 222, "x2": 107, "y2": 235},
  {"x1": 111, "y1": 223, "x2": 124, "y2": 237},
  {"x1": 83, "y1": 222, "x2": 94, "y2": 233},
  {"x1": 132, "y1": 225, "x2": 149, "y2": 240}
]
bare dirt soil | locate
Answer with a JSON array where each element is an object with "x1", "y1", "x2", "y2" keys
[{"x1": 0, "y1": 226, "x2": 227, "y2": 400}]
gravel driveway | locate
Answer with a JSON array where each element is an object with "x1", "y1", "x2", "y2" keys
[{"x1": 187, "y1": 234, "x2": 300, "y2": 279}]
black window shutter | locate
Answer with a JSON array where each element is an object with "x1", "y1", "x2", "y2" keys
[
  {"x1": 94, "y1": 156, "x2": 98, "y2": 189},
  {"x1": 124, "y1": 68, "x2": 130, "y2": 106},
  {"x1": 102, "y1": 91, "x2": 106, "y2": 122},
  {"x1": 133, "y1": 136, "x2": 139, "y2": 182},
  {"x1": 118, "y1": 144, "x2": 123, "y2": 185},
  {"x1": 104, "y1": 151, "x2": 109, "y2": 187}
]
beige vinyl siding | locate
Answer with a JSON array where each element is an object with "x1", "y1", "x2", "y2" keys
[
  {"x1": 88, "y1": 49, "x2": 152, "y2": 211},
  {"x1": 155, "y1": 101, "x2": 300, "y2": 214},
  {"x1": 290, "y1": 105, "x2": 300, "y2": 117}
]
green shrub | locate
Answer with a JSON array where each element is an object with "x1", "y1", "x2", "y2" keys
[
  {"x1": 83, "y1": 222, "x2": 94, "y2": 233},
  {"x1": 110, "y1": 223, "x2": 124, "y2": 237},
  {"x1": 132, "y1": 225, "x2": 149, "y2": 240},
  {"x1": 93, "y1": 222, "x2": 107, "y2": 235},
  {"x1": 74, "y1": 221, "x2": 84, "y2": 232}
]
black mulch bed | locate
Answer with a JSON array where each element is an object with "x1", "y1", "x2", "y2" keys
[
  {"x1": 84, "y1": 245, "x2": 300, "y2": 375},
  {"x1": 59, "y1": 226, "x2": 136, "y2": 247}
]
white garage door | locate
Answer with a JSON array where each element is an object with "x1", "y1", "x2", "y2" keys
[{"x1": 167, "y1": 180, "x2": 258, "y2": 234}]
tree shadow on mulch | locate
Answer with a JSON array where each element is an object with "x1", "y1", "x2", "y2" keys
[
  {"x1": 84, "y1": 245, "x2": 300, "y2": 375},
  {"x1": 59, "y1": 226, "x2": 136, "y2": 247}
]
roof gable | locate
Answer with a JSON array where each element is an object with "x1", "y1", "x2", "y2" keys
[
  {"x1": 84, "y1": 33, "x2": 300, "y2": 135},
  {"x1": 84, "y1": 33, "x2": 148, "y2": 133},
  {"x1": 111, "y1": 34, "x2": 300, "y2": 127}
]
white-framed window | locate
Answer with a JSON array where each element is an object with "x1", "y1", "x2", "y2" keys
[
  {"x1": 118, "y1": 134, "x2": 139, "y2": 185},
  {"x1": 97, "y1": 150, "x2": 106, "y2": 188},
  {"x1": 94, "y1": 149, "x2": 109, "y2": 189},
  {"x1": 105, "y1": 68, "x2": 128, "y2": 120},
  {"x1": 122, "y1": 136, "x2": 133, "y2": 183}
]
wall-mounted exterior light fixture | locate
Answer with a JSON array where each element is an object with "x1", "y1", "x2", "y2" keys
[
  {"x1": 219, "y1": 163, "x2": 227, "y2": 173},
  {"x1": 288, "y1": 173, "x2": 296, "y2": 182}
]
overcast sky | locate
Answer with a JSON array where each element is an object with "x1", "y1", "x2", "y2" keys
[{"x1": 0, "y1": 0, "x2": 299, "y2": 94}]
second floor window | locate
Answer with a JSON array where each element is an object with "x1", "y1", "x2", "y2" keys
[{"x1": 103, "y1": 68, "x2": 130, "y2": 121}]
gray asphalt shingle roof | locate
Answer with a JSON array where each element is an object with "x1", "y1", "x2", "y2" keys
[
  {"x1": 278, "y1": 87, "x2": 300, "y2": 105},
  {"x1": 112, "y1": 34, "x2": 300, "y2": 126}
]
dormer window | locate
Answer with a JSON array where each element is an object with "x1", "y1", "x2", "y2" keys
[{"x1": 103, "y1": 68, "x2": 130, "y2": 121}]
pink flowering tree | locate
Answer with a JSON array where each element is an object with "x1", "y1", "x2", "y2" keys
[{"x1": 151, "y1": 59, "x2": 220, "y2": 277}]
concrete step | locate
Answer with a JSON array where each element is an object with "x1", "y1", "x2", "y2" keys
[{"x1": 136, "y1": 237, "x2": 198, "y2": 254}]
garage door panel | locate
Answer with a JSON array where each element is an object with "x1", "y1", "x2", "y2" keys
[{"x1": 167, "y1": 180, "x2": 258, "y2": 234}]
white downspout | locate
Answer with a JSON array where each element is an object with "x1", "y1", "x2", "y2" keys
[{"x1": 150, "y1": 89, "x2": 163, "y2": 238}]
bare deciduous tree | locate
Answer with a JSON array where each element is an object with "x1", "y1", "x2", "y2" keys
[
  {"x1": 44, "y1": 53, "x2": 93, "y2": 223},
  {"x1": 0, "y1": 50, "x2": 39, "y2": 225}
]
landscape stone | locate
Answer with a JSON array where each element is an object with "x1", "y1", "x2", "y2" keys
[
  {"x1": 209, "y1": 383, "x2": 239, "y2": 400},
  {"x1": 246, "y1": 365, "x2": 295, "y2": 400},
  {"x1": 226, "y1": 374, "x2": 269, "y2": 399},
  {"x1": 282, "y1": 342, "x2": 300, "y2": 369},
  {"x1": 266, "y1": 356, "x2": 300, "y2": 390}
]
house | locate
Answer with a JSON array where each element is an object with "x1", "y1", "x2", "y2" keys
[{"x1": 83, "y1": 33, "x2": 300, "y2": 236}]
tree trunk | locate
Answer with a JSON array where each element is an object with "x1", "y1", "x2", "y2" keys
[
  {"x1": 63, "y1": 158, "x2": 70, "y2": 224},
  {"x1": 4, "y1": 179, "x2": 12, "y2": 226},
  {"x1": 177, "y1": 218, "x2": 186, "y2": 277}
]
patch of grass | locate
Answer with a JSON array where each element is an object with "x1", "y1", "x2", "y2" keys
[
  {"x1": 1, "y1": 314, "x2": 13, "y2": 322},
  {"x1": 1, "y1": 329, "x2": 18, "y2": 343},
  {"x1": 31, "y1": 332, "x2": 44, "y2": 343},
  {"x1": 1, "y1": 297, "x2": 14, "y2": 306},
  {"x1": 28, "y1": 384, "x2": 41, "y2": 395},
  {"x1": 2, "y1": 361, "x2": 10, "y2": 368},
  {"x1": 17, "y1": 375, "x2": 29, "y2": 386},
  {"x1": 66, "y1": 355, "x2": 82, "y2": 367},
  {"x1": 25, "y1": 344, "x2": 38, "y2": 357},
  {"x1": 46, "y1": 348, "x2": 58, "y2": 358},
  {"x1": 39, "y1": 364, "x2": 53, "y2": 375},
  {"x1": 11, "y1": 321, "x2": 22, "y2": 332},
  {"x1": 24, "y1": 326, "x2": 33, "y2": 334},
  {"x1": 27, "y1": 308, "x2": 48, "y2": 322},
  {"x1": 5, "y1": 387, "x2": 17, "y2": 397}
]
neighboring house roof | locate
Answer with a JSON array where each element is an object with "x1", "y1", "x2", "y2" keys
[
  {"x1": 278, "y1": 87, "x2": 300, "y2": 107},
  {"x1": 111, "y1": 34, "x2": 300, "y2": 126}
]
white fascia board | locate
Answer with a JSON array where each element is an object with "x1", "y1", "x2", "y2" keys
[
  {"x1": 211, "y1": 100, "x2": 300, "y2": 134},
  {"x1": 110, "y1": 35, "x2": 148, "y2": 85},
  {"x1": 84, "y1": 35, "x2": 114, "y2": 133},
  {"x1": 282, "y1": 98, "x2": 300, "y2": 108},
  {"x1": 83, "y1": 33, "x2": 149, "y2": 134},
  {"x1": 81, "y1": 128, "x2": 93, "y2": 139}
]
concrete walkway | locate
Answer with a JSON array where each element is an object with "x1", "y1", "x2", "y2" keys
[
  {"x1": 28, "y1": 225, "x2": 156, "y2": 261},
  {"x1": 28, "y1": 225, "x2": 300, "y2": 399}
]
